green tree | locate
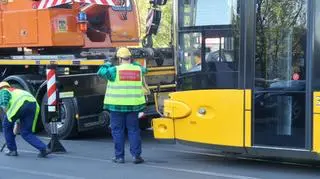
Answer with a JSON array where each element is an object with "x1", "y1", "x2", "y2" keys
[{"x1": 135, "y1": 0, "x2": 172, "y2": 48}]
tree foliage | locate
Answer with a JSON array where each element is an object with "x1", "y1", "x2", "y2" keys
[{"x1": 135, "y1": 0, "x2": 172, "y2": 48}]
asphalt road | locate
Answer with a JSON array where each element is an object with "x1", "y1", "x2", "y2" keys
[{"x1": 1, "y1": 131, "x2": 320, "y2": 179}]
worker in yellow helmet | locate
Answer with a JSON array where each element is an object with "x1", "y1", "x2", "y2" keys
[
  {"x1": 97, "y1": 47, "x2": 148, "y2": 164},
  {"x1": 0, "y1": 81, "x2": 50, "y2": 157}
]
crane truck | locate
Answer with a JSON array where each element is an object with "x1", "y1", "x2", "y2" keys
[{"x1": 0, "y1": 0, "x2": 175, "y2": 139}]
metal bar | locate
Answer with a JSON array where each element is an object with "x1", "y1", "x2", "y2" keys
[
  {"x1": 306, "y1": 0, "x2": 315, "y2": 150},
  {"x1": 0, "y1": 59, "x2": 175, "y2": 70},
  {"x1": 0, "y1": 59, "x2": 176, "y2": 76},
  {"x1": 0, "y1": 143, "x2": 6, "y2": 152},
  {"x1": 148, "y1": 84, "x2": 176, "y2": 90},
  {"x1": 146, "y1": 70, "x2": 175, "y2": 76}
]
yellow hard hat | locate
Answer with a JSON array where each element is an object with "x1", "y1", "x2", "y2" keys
[
  {"x1": 0, "y1": 81, "x2": 10, "y2": 89},
  {"x1": 116, "y1": 47, "x2": 132, "y2": 58}
]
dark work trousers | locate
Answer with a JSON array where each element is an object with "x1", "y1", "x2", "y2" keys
[
  {"x1": 110, "y1": 111, "x2": 141, "y2": 159},
  {"x1": 2, "y1": 101, "x2": 46, "y2": 151}
]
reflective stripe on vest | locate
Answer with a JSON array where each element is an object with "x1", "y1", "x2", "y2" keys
[
  {"x1": 104, "y1": 63, "x2": 145, "y2": 106},
  {"x1": 5, "y1": 88, "x2": 39, "y2": 133}
]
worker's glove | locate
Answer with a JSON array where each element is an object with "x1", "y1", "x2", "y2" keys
[
  {"x1": 143, "y1": 86, "x2": 151, "y2": 96},
  {"x1": 105, "y1": 61, "x2": 113, "y2": 66},
  {"x1": 104, "y1": 57, "x2": 114, "y2": 66},
  {"x1": 13, "y1": 122, "x2": 20, "y2": 135},
  {"x1": 102, "y1": 61, "x2": 113, "y2": 68}
]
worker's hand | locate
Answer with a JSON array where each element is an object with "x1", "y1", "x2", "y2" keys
[
  {"x1": 13, "y1": 122, "x2": 20, "y2": 135},
  {"x1": 104, "y1": 57, "x2": 113, "y2": 66},
  {"x1": 104, "y1": 61, "x2": 113, "y2": 67},
  {"x1": 143, "y1": 87, "x2": 151, "y2": 95},
  {"x1": 142, "y1": 77, "x2": 151, "y2": 95}
]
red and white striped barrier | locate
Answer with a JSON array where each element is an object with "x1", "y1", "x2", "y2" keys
[
  {"x1": 46, "y1": 69, "x2": 57, "y2": 112},
  {"x1": 36, "y1": 0, "x2": 131, "y2": 9}
]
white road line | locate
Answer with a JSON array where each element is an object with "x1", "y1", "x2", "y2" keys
[
  {"x1": 0, "y1": 165, "x2": 85, "y2": 179},
  {"x1": 144, "y1": 165, "x2": 261, "y2": 179},
  {"x1": 18, "y1": 149, "x2": 261, "y2": 179}
]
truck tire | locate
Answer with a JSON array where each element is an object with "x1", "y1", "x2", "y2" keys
[
  {"x1": 3, "y1": 75, "x2": 37, "y2": 94},
  {"x1": 41, "y1": 93, "x2": 78, "y2": 139}
]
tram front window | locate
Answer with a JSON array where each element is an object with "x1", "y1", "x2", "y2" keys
[
  {"x1": 253, "y1": 0, "x2": 307, "y2": 148},
  {"x1": 180, "y1": 0, "x2": 238, "y2": 27},
  {"x1": 177, "y1": 0, "x2": 240, "y2": 90},
  {"x1": 179, "y1": 33, "x2": 202, "y2": 73}
]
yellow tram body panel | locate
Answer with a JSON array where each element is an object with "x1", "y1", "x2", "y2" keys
[
  {"x1": 153, "y1": 90, "x2": 248, "y2": 147},
  {"x1": 313, "y1": 92, "x2": 320, "y2": 153},
  {"x1": 153, "y1": 90, "x2": 320, "y2": 160},
  {"x1": 244, "y1": 90, "x2": 252, "y2": 147},
  {"x1": 153, "y1": 117, "x2": 175, "y2": 140}
]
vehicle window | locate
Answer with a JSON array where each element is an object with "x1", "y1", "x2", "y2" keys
[
  {"x1": 255, "y1": 0, "x2": 307, "y2": 90},
  {"x1": 178, "y1": 32, "x2": 202, "y2": 73},
  {"x1": 177, "y1": 0, "x2": 240, "y2": 89},
  {"x1": 179, "y1": 0, "x2": 239, "y2": 27}
]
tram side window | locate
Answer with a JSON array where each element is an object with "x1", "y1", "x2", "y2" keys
[
  {"x1": 179, "y1": 33, "x2": 202, "y2": 73},
  {"x1": 255, "y1": 0, "x2": 307, "y2": 90},
  {"x1": 253, "y1": 0, "x2": 307, "y2": 148}
]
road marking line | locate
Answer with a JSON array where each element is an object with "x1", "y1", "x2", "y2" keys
[
  {"x1": 0, "y1": 165, "x2": 85, "y2": 179},
  {"x1": 144, "y1": 165, "x2": 262, "y2": 179},
  {"x1": 18, "y1": 149, "x2": 260, "y2": 179}
]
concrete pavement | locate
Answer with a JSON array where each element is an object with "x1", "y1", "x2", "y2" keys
[{"x1": 0, "y1": 131, "x2": 320, "y2": 179}]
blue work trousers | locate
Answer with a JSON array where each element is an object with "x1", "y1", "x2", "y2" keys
[
  {"x1": 2, "y1": 102, "x2": 46, "y2": 151},
  {"x1": 110, "y1": 111, "x2": 141, "y2": 159}
]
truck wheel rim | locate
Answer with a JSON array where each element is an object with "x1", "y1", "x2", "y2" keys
[{"x1": 57, "y1": 104, "x2": 67, "y2": 130}]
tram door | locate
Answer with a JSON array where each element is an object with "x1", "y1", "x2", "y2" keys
[{"x1": 253, "y1": 0, "x2": 308, "y2": 149}]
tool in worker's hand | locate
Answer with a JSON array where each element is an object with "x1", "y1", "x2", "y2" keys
[
  {"x1": 0, "y1": 143, "x2": 6, "y2": 152},
  {"x1": 13, "y1": 121, "x2": 20, "y2": 135}
]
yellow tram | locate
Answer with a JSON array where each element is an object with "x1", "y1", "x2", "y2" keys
[{"x1": 152, "y1": 0, "x2": 320, "y2": 161}]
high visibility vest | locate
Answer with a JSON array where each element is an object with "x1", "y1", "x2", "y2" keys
[
  {"x1": 104, "y1": 63, "x2": 146, "y2": 106},
  {"x1": 5, "y1": 88, "x2": 40, "y2": 133}
]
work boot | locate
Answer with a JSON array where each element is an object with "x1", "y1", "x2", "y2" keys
[
  {"x1": 112, "y1": 157, "x2": 124, "y2": 164},
  {"x1": 5, "y1": 150, "x2": 18, "y2": 156},
  {"x1": 132, "y1": 156, "x2": 144, "y2": 164},
  {"x1": 38, "y1": 148, "x2": 51, "y2": 158}
]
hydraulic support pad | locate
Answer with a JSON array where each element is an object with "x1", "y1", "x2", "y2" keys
[{"x1": 46, "y1": 65, "x2": 66, "y2": 153}]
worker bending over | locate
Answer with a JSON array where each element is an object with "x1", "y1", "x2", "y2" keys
[
  {"x1": 0, "y1": 82, "x2": 50, "y2": 157},
  {"x1": 97, "y1": 47, "x2": 148, "y2": 164}
]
